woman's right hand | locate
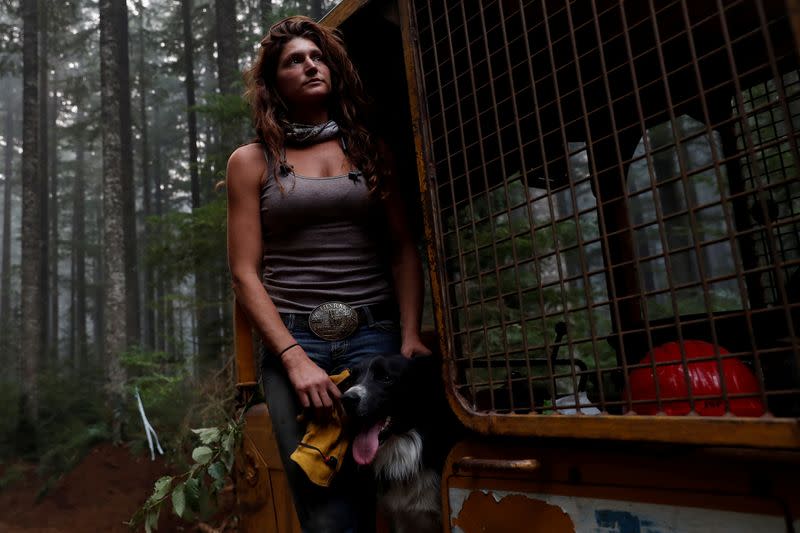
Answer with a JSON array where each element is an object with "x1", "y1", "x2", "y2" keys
[{"x1": 280, "y1": 345, "x2": 341, "y2": 409}]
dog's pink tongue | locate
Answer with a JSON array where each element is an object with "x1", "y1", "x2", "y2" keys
[{"x1": 352, "y1": 421, "x2": 383, "y2": 465}]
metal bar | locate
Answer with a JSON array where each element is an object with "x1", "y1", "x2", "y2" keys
[
  {"x1": 537, "y1": 0, "x2": 591, "y2": 411},
  {"x1": 453, "y1": 457, "x2": 541, "y2": 474},
  {"x1": 472, "y1": 0, "x2": 534, "y2": 413},
  {"x1": 587, "y1": 0, "x2": 644, "y2": 412},
  {"x1": 452, "y1": 0, "x2": 505, "y2": 411},
  {"x1": 646, "y1": 0, "x2": 728, "y2": 413},
  {"x1": 422, "y1": 0, "x2": 481, "y2": 407},
  {"x1": 398, "y1": 0, "x2": 461, "y2": 417},
  {"x1": 752, "y1": 0, "x2": 800, "y2": 372},
  {"x1": 558, "y1": 0, "x2": 614, "y2": 412}
]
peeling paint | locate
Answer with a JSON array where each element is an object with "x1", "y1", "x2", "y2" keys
[
  {"x1": 452, "y1": 490, "x2": 575, "y2": 532},
  {"x1": 449, "y1": 488, "x2": 785, "y2": 532},
  {"x1": 448, "y1": 487, "x2": 468, "y2": 516}
]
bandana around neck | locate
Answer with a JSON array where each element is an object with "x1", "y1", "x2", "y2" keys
[{"x1": 283, "y1": 120, "x2": 340, "y2": 146}]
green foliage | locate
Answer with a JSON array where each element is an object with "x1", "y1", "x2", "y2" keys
[
  {"x1": 145, "y1": 197, "x2": 227, "y2": 284},
  {"x1": 0, "y1": 366, "x2": 110, "y2": 494},
  {"x1": 124, "y1": 347, "x2": 187, "y2": 390},
  {"x1": 143, "y1": 196, "x2": 231, "y2": 361},
  {"x1": 445, "y1": 177, "x2": 617, "y2": 385},
  {"x1": 193, "y1": 93, "x2": 249, "y2": 126},
  {"x1": 122, "y1": 338, "x2": 240, "y2": 531},
  {"x1": 122, "y1": 346, "x2": 191, "y2": 449},
  {"x1": 37, "y1": 424, "x2": 109, "y2": 485},
  {"x1": 0, "y1": 379, "x2": 20, "y2": 459},
  {"x1": 127, "y1": 416, "x2": 243, "y2": 532}
]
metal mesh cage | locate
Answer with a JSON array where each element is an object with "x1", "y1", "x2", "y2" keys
[{"x1": 412, "y1": 0, "x2": 800, "y2": 419}]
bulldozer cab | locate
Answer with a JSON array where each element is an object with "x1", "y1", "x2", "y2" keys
[{"x1": 235, "y1": 0, "x2": 800, "y2": 530}]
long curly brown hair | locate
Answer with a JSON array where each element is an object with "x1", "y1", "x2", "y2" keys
[{"x1": 243, "y1": 16, "x2": 385, "y2": 195}]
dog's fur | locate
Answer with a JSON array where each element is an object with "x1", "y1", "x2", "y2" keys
[{"x1": 340, "y1": 354, "x2": 456, "y2": 533}]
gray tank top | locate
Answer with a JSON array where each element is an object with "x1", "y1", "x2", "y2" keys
[{"x1": 259, "y1": 160, "x2": 394, "y2": 313}]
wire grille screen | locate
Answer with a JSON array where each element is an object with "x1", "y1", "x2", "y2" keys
[{"x1": 413, "y1": 0, "x2": 800, "y2": 417}]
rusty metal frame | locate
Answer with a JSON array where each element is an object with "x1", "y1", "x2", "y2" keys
[
  {"x1": 400, "y1": 0, "x2": 800, "y2": 448},
  {"x1": 441, "y1": 440, "x2": 800, "y2": 529},
  {"x1": 791, "y1": 0, "x2": 800, "y2": 58},
  {"x1": 320, "y1": 0, "x2": 372, "y2": 26}
]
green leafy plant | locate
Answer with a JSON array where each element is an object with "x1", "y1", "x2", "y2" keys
[{"x1": 127, "y1": 417, "x2": 243, "y2": 532}]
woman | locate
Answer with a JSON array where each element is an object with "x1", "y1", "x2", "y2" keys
[{"x1": 227, "y1": 16, "x2": 430, "y2": 533}]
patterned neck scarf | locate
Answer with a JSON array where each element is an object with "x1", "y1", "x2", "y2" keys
[
  {"x1": 279, "y1": 120, "x2": 352, "y2": 177},
  {"x1": 283, "y1": 120, "x2": 340, "y2": 146}
]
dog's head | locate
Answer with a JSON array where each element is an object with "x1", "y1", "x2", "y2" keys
[{"x1": 341, "y1": 354, "x2": 435, "y2": 466}]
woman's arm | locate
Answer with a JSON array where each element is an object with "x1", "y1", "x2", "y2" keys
[
  {"x1": 226, "y1": 145, "x2": 340, "y2": 408},
  {"x1": 382, "y1": 176, "x2": 432, "y2": 359}
]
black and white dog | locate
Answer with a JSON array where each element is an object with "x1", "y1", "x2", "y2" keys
[{"x1": 340, "y1": 354, "x2": 457, "y2": 533}]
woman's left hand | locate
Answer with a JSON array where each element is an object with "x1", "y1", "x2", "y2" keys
[{"x1": 400, "y1": 336, "x2": 433, "y2": 359}]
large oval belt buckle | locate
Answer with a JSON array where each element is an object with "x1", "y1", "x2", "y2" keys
[{"x1": 308, "y1": 301, "x2": 359, "y2": 341}]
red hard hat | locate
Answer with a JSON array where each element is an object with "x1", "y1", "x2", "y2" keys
[{"x1": 626, "y1": 340, "x2": 765, "y2": 416}]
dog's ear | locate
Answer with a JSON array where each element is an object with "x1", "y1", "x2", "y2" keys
[{"x1": 384, "y1": 353, "x2": 411, "y2": 377}]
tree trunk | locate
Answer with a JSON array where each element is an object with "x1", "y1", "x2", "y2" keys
[
  {"x1": 214, "y1": 0, "x2": 239, "y2": 170},
  {"x1": 310, "y1": 0, "x2": 323, "y2": 20},
  {"x1": 153, "y1": 132, "x2": 164, "y2": 352},
  {"x1": 260, "y1": 0, "x2": 272, "y2": 32},
  {"x1": 73, "y1": 124, "x2": 88, "y2": 374},
  {"x1": 100, "y1": 0, "x2": 129, "y2": 443},
  {"x1": 137, "y1": 0, "x2": 154, "y2": 351},
  {"x1": 93, "y1": 193, "x2": 104, "y2": 363},
  {"x1": 37, "y1": 0, "x2": 49, "y2": 363},
  {"x1": 1, "y1": 100, "x2": 13, "y2": 349},
  {"x1": 48, "y1": 94, "x2": 59, "y2": 360},
  {"x1": 20, "y1": 0, "x2": 42, "y2": 450},
  {"x1": 153, "y1": 131, "x2": 162, "y2": 218},
  {"x1": 156, "y1": 272, "x2": 165, "y2": 353},
  {"x1": 214, "y1": 0, "x2": 238, "y2": 99},
  {"x1": 114, "y1": 0, "x2": 140, "y2": 347},
  {"x1": 182, "y1": 0, "x2": 200, "y2": 210},
  {"x1": 186, "y1": 0, "x2": 215, "y2": 366},
  {"x1": 203, "y1": 0, "x2": 238, "y2": 366},
  {"x1": 218, "y1": 266, "x2": 231, "y2": 363},
  {"x1": 165, "y1": 293, "x2": 174, "y2": 357}
]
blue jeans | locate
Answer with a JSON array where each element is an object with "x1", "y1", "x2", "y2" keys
[{"x1": 260, "y1": 309, "x2": 401, "y2": 533}]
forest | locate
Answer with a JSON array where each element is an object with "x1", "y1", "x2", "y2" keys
[{"x1": 0, "y1": 0, "x2": 340, "y2": 529}]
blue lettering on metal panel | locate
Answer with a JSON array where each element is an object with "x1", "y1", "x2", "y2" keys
[{"x1": 595, "y1": 510, "x2": 641, "y2": 533}]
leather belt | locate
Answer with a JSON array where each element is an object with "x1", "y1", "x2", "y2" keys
[{"x1": 287, "y1": 301, "x2": 399, "y2": 341}]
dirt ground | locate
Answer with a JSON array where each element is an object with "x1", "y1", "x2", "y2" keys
[{"x1": 0, "y1": 443, "x2": 192, "y2": 533}]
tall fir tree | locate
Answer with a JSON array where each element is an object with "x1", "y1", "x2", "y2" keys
[
  {"x1": 71, "y1": 111, "x2": 88, "y2": 373},
  {"x1": 136, "y1": 0, "x2": 155, "y2": 351},
  {"x1": 1, "y1": 91, "x2": 14, "y2": 351},
  {"x1": 20, "y1": 0, "x2": 42, "y2": 449},
  {"x1": 115, "y1": 0, "x2": 140, "y2": 347},
  {"x1": 99, "y1": 0, "x2": 129, "y2": 443},
  {"x1": 37, "y1": 0, "x2": 50, "y2": 361}
]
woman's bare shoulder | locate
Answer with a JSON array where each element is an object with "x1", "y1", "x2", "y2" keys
[{"x1": 227, "y1": 143, "x2": 267, "y2": 187}]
